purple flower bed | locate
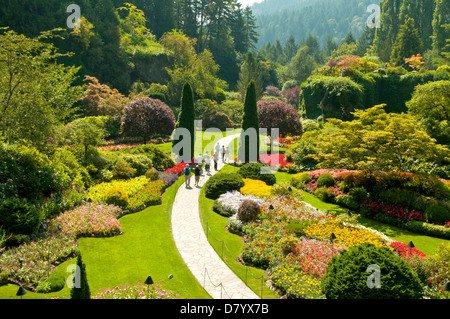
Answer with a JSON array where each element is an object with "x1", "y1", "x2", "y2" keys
[{"x1": 158, "y1": 172, "x2": 179, "y2": 188}]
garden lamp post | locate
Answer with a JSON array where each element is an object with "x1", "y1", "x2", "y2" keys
[
  {"x1": 145, "y1": 275, "x2": 154, "y2": 299},
  {"x1": 16, "y1": 286, "x2": 26, "y2": 299},
  {"x1": 407, "y1": 241, "x2": 415, "y2": 258}
]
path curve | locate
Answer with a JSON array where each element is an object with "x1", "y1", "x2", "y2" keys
[{"x1": 171, "y1": 134, "x2": 260, "y2": 299}]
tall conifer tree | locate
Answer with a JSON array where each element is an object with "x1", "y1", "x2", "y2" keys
[
  {"x1": 173, "y1": 82, "x2": 196, "y2": 162},
  {"x1": 238, "y1": 80, "x2": 260, "y2": 163}
]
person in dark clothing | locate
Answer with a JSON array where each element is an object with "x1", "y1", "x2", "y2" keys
[{"x1": 194, "y1": 165, "x2": 201, "y2": 187}]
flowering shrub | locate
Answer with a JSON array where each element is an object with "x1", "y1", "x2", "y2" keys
[
  {"x1": 158, "y1": 172, "x2": 179, "y2": 188},
  {"x1": 260, "y1": 197, "x2": 329, "y2": 223},
  {"x1": 91, "y1": 281, "x2": 182, "y2": 299},
  {"x1": 389, "y1": 241, "x2": 427, "y2": 260},
  {"x1": 240, "y1": 179, "x2": 272, "y2": 198},
  {"x1": 0, "y1": 235, "x2": 78, "y2": 289},
  {"x1": 165, "y1": 163, "x2": 188, "y2": 175},
  {"x1": 49, "y1": 203, "x2": 123, "y2": 238},
  {"x1": 216, "y1": 191, "x2": 264, "y2": 216},
  {"x1": 85, "y1": 177, "x2": 150, "y2": 202},
  {"x1": 127, "y1": 180, "x2": 165, "y2": 212},
  {"x1": 85, "y1": 177, "x2": 164, "y2": 211}
]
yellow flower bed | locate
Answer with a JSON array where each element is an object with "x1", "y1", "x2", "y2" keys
[
  {"x1": 304, "y1": 219, "x2": 388, "y2": 249},
  {"x1": 240, "y1": 178, "x2": 272, "y2": 198}
]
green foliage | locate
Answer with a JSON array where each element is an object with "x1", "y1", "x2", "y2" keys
[
  {"x1": 0, "y1": 197, "x2": 42, "y2": 236},
  {"x1": 36, "y1": 271, "x2": 65, "y2": 293},
  {"x1": 237, "y1": 199, "x2": 261, "y2": 222},
  {"x1": 286, "y1": 219, "x2": 312, "y2": 237},
  {"x1": 390, "y1": 17, "x2": 423, "y2": 66},
  {"x1": 290, "y1": 172, "x2": 312, "y2": 189},
  {"x1": 0, "y1": 29, "x2": 83, "y2": 150},
  {"x1": 71, "y1": 253, "x2": 91, "y2": 300},
  {"x1": 113, "y1": 159, "x2": 137, "y2": 180},
  {"x1": 238, "y1": 81, "x2": 260, "y2": 163},
  {"x1": 314, "y1": 188, "x2": 335, "y2": 203},
  {"x1": 145, "y1": 168, "x2": 160, "y2": 181},
  {"x1": 335, "y1": 195, "x2": 360, "y2": 211},
  {"x1": 271, "y1": 182, "x2": 303, "y2": 199},
  {"x1": 300, "y1": 75, "x2": 364, "y2": 120},
  {"x1": 405, "y1": 221, "x2": 450, "y2": 240},
  {"x1": 238, "y1": 163, "x2": 276, "y2": 186},
  {"x1": 316, "y1": 174, "x2": 335, "y2": 188},
  {"x1": 279, "y1": 235, "x2": 298, "y2": 255},
  {"x1": 204, "y1": 172, "x2": 244, "y2": 200},
  {"x1": 199, "y1": 108, "x2": 235, "y2": 131},
  {"x1": 104, "y1": 187, "x2": 130, "y2": 209},
  {"x1": 424, "y1": 205, "x2": 450, "y2": 224},
  {"x1": 173, "y1": 82, "x2": 195, "y2": 161},
  {"x1": 321, "y1": 243, "x2": 423, "y2": 299}
]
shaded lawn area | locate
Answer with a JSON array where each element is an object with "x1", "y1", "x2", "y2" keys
[
  {"x1": 77, "y1": 177, "x2": 210, "y2": 299},
  {"x1": 274, "y1": 172, "x2": 450, "y2": 257}
]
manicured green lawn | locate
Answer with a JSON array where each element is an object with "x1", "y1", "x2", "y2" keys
[{"x1": 77, "y1": 177, "x2": 210, "y2": 299}]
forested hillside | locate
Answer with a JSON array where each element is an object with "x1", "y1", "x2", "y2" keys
[{"x1": 252, "y1": 0, "x2": 382, "y2": 48}]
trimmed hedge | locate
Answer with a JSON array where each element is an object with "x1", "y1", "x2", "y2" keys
[
  {"x1": 238, "y1": 163, "x2": 276, "y2": 186},
  {"x1": 204, "y1": 172, "x2": 244, "y2": 200}
]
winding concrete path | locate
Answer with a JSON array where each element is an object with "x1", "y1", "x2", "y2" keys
[{"x1": 171, "y1": 134, "x2": 260, "y2": 299}]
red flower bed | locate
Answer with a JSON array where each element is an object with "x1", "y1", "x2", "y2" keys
[
  {"x1": 390, "y1": 241, "x2": 427, "y2": 259},
  {"x1": 259, "y1": 154, "x2": 293, "y2": 168},
  {"x1": 165, "y1": 163, "x2": 186, "y2": 175},
  {"x1": 361, "y1": 198, "x2": 425, "y2": 222},
  {"x1": 308, "y1": 169, "x2": 359, "y2": 180}
]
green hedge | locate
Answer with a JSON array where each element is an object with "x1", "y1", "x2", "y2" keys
[
  {"x1": 405, "y1": 221, "x2": 450, "y2": 240},
  {"x1": 301, "y1": 71, "x2": 450, "y2": 119}
]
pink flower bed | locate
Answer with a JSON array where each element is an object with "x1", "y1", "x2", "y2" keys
[
  {"x1": 49, "y1": 203, "x2": 124, "y2": 238},
  {"x1": 361, "y1": 198, "x2": 425, "y2": 222},
  {"x1": 259, "y1": 154, "x2": 293, "y2": 168},
  {"x1": 307, "y1": 169, "x2": 359, "y2": 180},
  {"x1": 292, "y1": 238, "x2": 344, "y2": 279}
]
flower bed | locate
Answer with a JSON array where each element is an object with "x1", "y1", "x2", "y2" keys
[
  {"x1": 215, "y1": 191, "x2": 264, "y2": 217},
  {"x1": 84, "y1": 177, "x2": 165, "y2": 212},
  {"x1": 0, "y1": 235, "x2": 78, "y2": 290},
  {"x1": 165, "y1": 163, "x2": 187, "y2": 175},
  {"x1": 260, "y1": 197, "x2": 329, "y2": 222},
  {"x1": 304, "y1": 219, "x2": 389, "y2": 249},
  {"x1": 389, "y1": 241, "x2": 427, "y2": 259},
  {"x1": 49, "y1": 203, "x2": 124, "y2": 238},
  {"x1": 240, "y1": 179, "x2": 272, "y2": 198},
  {"x1": 259, "y1": 154, "x2": 293, "y2": 168},
  {"x1": 361, "y1": 198, "x2": 425, "y2": 222},
  {"x1": 91, "y1": 281, "x2": 182, "y2": 299}
]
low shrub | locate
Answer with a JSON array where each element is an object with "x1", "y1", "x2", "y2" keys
[
  {"x1": 321, "y1": 243, "x2": 423, "y2": 299},
  {"x1": 314, "y1": 187, "x2": 335, "y2": 203},
  {"x1": 204, "y1": 172, "x2": 244, "y2": 200},
  {"x1": 145, "y1": 168, "x2": 160, "y2": 181},
  {"x1": 290, "y1": 172, "x2": 312, "y2": 189},
  {"x1": 349, "y1": 187, "x2": 369, "y2": 203},
  {"x1": 271, "y1": 182, "x2": 303, "y2": 199},
  {"x1": 316, "y1": 174, "x2": 335, "y2": 188},
  {"x1": 405, "y1": 221, "x2": 450, "y2": 240},
  {"x1": 113, "y1": 159, "x2": 136, "y2": 180},
  {"x1": 0, "y1": 197, "x2": 42, "y2": 236},
  {"x1": 238, "y1": 163, "x2": 276, "y2": 186},
  {"x1": 104, "y1": 187, "x2": 130, "y2": 209},
  {"x1": 213, "y1": 191, "x2": 264, "y2": 217},
  {"x1": 424, "y1": 204, "x2": 450, "y2": 224},
  {"x1": 286, "y1": 220, "x2": 312, "y2": 237},
  {"x1": 335, "y1": 195, "x2": 359, "y2": 210},
  {"x1": 36, "y1": 271, "x2": 66, "y2": 293},
  {"x1": 279, "y1": 235, "x2": 298, "y2": 255},
  {"x1": 237, "y1": 199, "x2": 261, "y2": 222}
]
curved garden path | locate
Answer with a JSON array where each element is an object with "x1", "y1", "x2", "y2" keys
[{"x1": 171, "y1": 134, "x2": 260, "y2": 299}]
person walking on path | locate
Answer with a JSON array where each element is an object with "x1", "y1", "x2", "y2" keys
[
  {"x1": 224, "y1": 146, "x2": 230, "y2": 164},
  {"x1": 197, "y1": 153, "x2": 204, "y2": 167},
  {"x1": 194, "y1": 165, "x2": 201, "y2": 187},
  {"x1": 221, "y1": 145, "x2": 225, "y2": 162},
  {"x1": 215, "y1": 142, "x2": 220, "y2": 159},
  {"x1": 204, "y1": 151, "x2": 211, "y2": 175},
  {"x1": 183, "y1": 164, "x2": 192, "y2": 188},
  {"x1": 213, "y1": 152, "x2": 219, "y2": 171}
]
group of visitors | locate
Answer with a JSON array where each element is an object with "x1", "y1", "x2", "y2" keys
[{"x1": 183, "y1": 142, "x2": 231, "y2": 188}]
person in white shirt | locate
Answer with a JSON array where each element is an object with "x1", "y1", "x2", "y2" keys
[
  {"x1": 204, "y1": 152, "x2": 211, "y2": 175},
  {"x1": 197, "y1": 153, "x2": 204, "y2": 168},
  {"x1": 224, "y1": 146, "x2": 230, "y2": 164}
]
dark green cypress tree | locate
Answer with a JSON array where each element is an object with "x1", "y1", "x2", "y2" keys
[
  {"x1": 173, "y1": 82, "x2": 195, "y2": 162},
  {"x1": 238, "y1": 80, "x2": 259, "y2": 163},
  {"x1": 390, "y1": 17, "x2": 423, "y2": 65},
  {"x1": 70, "y1": 253, "x2": 91, "y2": 299},
  {"x1": 432, "y1": 0, "x2": 450, "y2": 56}
]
